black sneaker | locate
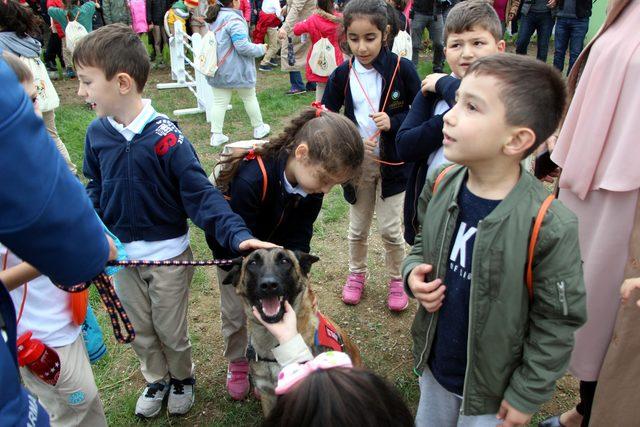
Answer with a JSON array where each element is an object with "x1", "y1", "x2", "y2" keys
[
  {"x1": 268, "y1": 59, "x2": 279, "y2": 67},
  {"x1": 285, "y1": 88, "x2": 307, "y2": 95},
  {"x1": 259, "y1": 64, "x2": 274, "y2": 72}
]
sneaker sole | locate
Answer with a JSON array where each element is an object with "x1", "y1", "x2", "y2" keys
[
  {"x1": 168, "y1": 394, "x2": 195, "y2": 416},
  {"x1": 286, "y1": 90, "x2": 307, "y2": 96},
  {"x1": 388, "y1": 300, "x2": 410, "y2": 312},
  {"x1": 135, "y1": 405, "x2": 163, "y2": 419}
]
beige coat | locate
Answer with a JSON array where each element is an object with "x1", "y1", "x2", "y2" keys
[{"x1": 280, "y1": 0, "x2": 316, "y2": 71}]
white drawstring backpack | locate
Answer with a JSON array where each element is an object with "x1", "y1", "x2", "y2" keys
[{"x1": 309, "y1": 37, "x2": 337, "y2": 77}]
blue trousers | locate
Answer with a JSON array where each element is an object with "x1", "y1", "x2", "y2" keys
[
  {"x1": 515, "y1": 11, "x2": 555, "y2": 62},
  {"x1": 553, "y1": 16, "x2": 590, "y2": 74}
]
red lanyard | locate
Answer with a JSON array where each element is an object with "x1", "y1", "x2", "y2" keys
[{"x1": 2, "y1": 251, "x2": 27, "y2": 325}]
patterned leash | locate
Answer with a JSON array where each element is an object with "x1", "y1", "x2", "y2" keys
[{"x1": 52, "y1": 257, "x2": 241, "y2": 344}]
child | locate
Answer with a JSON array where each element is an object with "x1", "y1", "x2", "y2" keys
[
  {"x1": 252, "y1": 302, "x2": 414, "y2": 426},
  {"x1": 293, "y1": 0, "x2": 343, "y2": 102},
  {"x1": 187, "y1": 0, "x2": 208, "y2": 36},
  {"x1": 73, "y1": 24, "x2": 272, "y2": 418},
  {"x1": 387, "y1": 0, "x2": 408, "y2": 30},
  {"x1": 322, "y1": 0, "x2": 420, "y2": 312},
  {"x1": 47, "y1": 0, "x2": 96, "y2": 77},
  {"x1": 396, "y1": 0, "x2": 505, "y2": 245},
  {"x1": 255, "y1": 0, "x2": 283, "y2": 71},
  {"x1": 147, "y1": 0, "x2": 171, "y2": 66},
  {"x1": 0, "y1": 0, "x2": 78, "y2": 174},
  {"x1": 209, "y1": 106, "x2": 364, "y2": 400},
  {"x1": 204, "y1": 0, "x2": 271, "y2": 147},
  {"x1": 166, "y1": 0, "x2": 189, "y2": 34},
  {"x1": 403, "y1": 53, "x2": 587, "y2": 426}
]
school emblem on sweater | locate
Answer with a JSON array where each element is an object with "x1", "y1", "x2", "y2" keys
[
  {"x1": 391, "y1": 90, "x2": 400, "y2": 101},
  {"x1": 68, "y1": 390, "x2": 86, "y2": 405}
]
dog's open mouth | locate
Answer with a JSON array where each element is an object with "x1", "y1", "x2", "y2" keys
[{"x1": 256, "y1": 295, "x2": 286, "y2": 323}]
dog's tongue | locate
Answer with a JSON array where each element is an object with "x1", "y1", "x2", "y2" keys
[{"x1": 261, "y1": 296, "x2": 280, "y2": 317}]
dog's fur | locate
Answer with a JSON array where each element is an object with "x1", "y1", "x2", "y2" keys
[{"x1": 222, "y1": 248, "x2": 361, "y2": 415}]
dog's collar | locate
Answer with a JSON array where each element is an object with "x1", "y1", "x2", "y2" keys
[{"x1": 246, "y1": 343, "x2": 278, "y2": 363}]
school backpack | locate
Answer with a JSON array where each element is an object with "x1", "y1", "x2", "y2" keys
[
  {"x1": 197, "y1": 19, "x2": 242, "y2": 77},
  {"x1": 19, "y1": 57, "x2": 60, "y2": 112},
  {"x1": 309, "y1": 37, "x2": 337, "y2": 77},
  {"x1": 65, "y1": 14, "x2": 88, "y2": 54},
  {"x1": 391, "y1": 20, "x2": 412, "y2": 61}
]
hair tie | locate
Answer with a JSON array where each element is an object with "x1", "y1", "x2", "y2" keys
[
  {"x1": 275, "y1": 351, "x2": 353, "y2": 395},
  {"x1": 311, "y1": 101, "x2": 327, "y2": 117}
]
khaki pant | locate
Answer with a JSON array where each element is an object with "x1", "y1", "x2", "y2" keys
[
  {"x1": 114, "y1": 247, "x2": 195, "y2": 382},
  {"x1": 261, "y1": 27, "x2": 280, "y2": 65},
  {"x1": 215, "y1": 267, "x2": 247, "y2": 362},
  {"x1": 348, "y1": 162, "x2": 405, "y2": 279},
  {"x1": 315, "y1": 82, "x2": 326, "y2": 103},
  {"x1": 62, "y1": 40, "x2": 72, "y2": 70},
  {"x1": 210, "y1": 86, "x2": 264, "y2": 134},
  {"x1": 43, "y1": 109, "x2": 77, "y2": 174},
  {"x1": 21, "y1": 335, "x2": 107, "y2": 427}
]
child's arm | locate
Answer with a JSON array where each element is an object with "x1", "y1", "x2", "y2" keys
[
  {"x1": 0, "y1": 262, "x2": 41, "y2": 292},
  {"x1": 395, "y1": 91, "x2": 445, "y2": 162},
  {"x1": 226, "y1": 19, "x2": 266, "y2": 58},
  {"x1": 292, "y1": 18, "x2": 310, "y2": 37},
  {"x1": 47, "y1": 7, "x2": 69, "y2": 29},
  {"x1": 502, "y1": 212, "x2": 587, "y2": 417},
  {"x1": 83, "y1": 134, "x2": 103, "y2": 215},
  {"x1": 321, "y1": 67, "x2": 346, "y2": 113},
  {"x1": 434, "y1": 75, "x2": 459, "y2": 107},
  {"x1": 80, "y1": 1, "x2": 96, "y2": 24}
]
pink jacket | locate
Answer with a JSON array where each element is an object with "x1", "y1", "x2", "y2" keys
[
  {"x1": 128, "y1": 0, "x2": 148, "y2": 33},
  {"x1": 293, "y1": 10, "x2": 343, "y2": 83},
  {"x1": 239, "y1": 0, "x2": 251, "y2": 22}
]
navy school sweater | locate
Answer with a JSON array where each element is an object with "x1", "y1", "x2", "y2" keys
[
  {"x1": 322, "y1": 48, "x2": 421, "y2": 199},
  {"x1": 396, "y1": 75, "x2": 459, "y2": 244},
  {"x1": 83, "y1": 116, "x2": 253, "y2": 252},
  {"x1": 208, "y1": 153, "x2": 323, "y2": 259}
]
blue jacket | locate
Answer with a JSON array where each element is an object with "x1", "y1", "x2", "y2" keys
[
  {"x1": 396, "y1": 75, "x2": 459, "y2": 244},
  {"x1": 208, "y1": 154, "x2": 323, "y2": 259},
  {"x1": 83, "y1": 116, "x2": 253, "y2": 252},
  {"x1": 1, "y1": 57, "x2": 109, "y2": 427},
  {"x1": 322, "y1": 48, "x2": 421, "y2": 198}
]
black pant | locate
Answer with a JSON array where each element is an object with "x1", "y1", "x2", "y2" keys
[
  {"x1": 45, "y1": 32, "x2": 64, "y2": 68},
  {"x1": 576, "y1": 380, "x2": 598, "y2": 427}
]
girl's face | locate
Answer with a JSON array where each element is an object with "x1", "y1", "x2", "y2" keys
[
  {"x1": 231, "y1": 0, "x2": 240, "y2": 9},
  {"x1": 346, "y1": 17, "x2": 385, "y2": 69},
  {"x1": 286, "y1": 144, "x2": 350, "y2": 194},
  {"x1": 22, "y1": 79, "x2": 42, "y2": 118}
]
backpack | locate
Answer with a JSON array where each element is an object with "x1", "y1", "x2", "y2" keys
[
  {"x1": 65, "y1": 14, "x2": 88, "y2": 53},
  {"x1": 20, "y1": 57, "x2": 60, "y2": 112},
  {"x1": 210, "y1": 140, "x2": 269, "y2": 202},
  {"x1": 391, "y1": 20, "x2": 412, "y2": 61},
  {"x1": 309, "y1": 37, "x2": 337, "y2": 77},
  {"x1": 432, "y1": 165, "x2": 555, "y2": 302},
  {"x1": 197, "y1": 20, "x2": 242, "y2": 77}
]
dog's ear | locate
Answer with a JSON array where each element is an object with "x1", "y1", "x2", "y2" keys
[
  {"x1": 293, "y1": 251, "x2": 320, "y2": 276},
  {"x1": 221, "y1": 257, "x2": 243, "y2": 286}
]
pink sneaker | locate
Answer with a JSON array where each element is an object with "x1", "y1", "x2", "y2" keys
[
  {"x1": 226, "y1": 359, "x2": 250, "y2": 400},
  {"x1": 388, "y1": 278, "x2": 409, "y2": 312},
  {"x1": 342, "y1": 272, "x2": 366, "y2": 305}
]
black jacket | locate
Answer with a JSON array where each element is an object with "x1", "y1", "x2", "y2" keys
[
  {"x1": 411, "y1": 0, "x2": 437, "y2": 16},
  {"x1": 396, "y1": 76, "x2": 459, "y2": 244},
  {"x1": 147, "y1": 0, "x2": 171, "y2": 26},
  {"x1": 208, "y1": 153, "x2": 323, "y2": 259},
  {"x1": 557, "y1": 0, "x2": 593, "y2": 18},
  {"x1": 322, "y1": 48, "x2": 421, "y2": 199}
]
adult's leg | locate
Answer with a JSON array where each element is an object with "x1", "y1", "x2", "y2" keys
[
  {"x1": 567, "y1": 17, "x2": 589, "y2": 74},
  {"x1": 553, "y1": 17, "x2": 570, "y2": 73},
  {"x1": 427, "y1": 14, "x2": 445, "y2": 72},
  {"x1": 535, "y1": 11, "x2": 554, "y2": 62},
  {"x1": 515, "y1": 13, "x2": 536, "y2": 56},
  {"x1": 289, "y1": 71, "x2": 306, "y2": 92},
  {"x1": 411, "y1": 12, "x2": 429, "y2": 68}
]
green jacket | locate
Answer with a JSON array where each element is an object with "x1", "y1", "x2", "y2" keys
[
  {"x1": 402, "y1": 165, "x2": 587, "y2": 416},
  {"x1": 102, "y1": 0, "x2": 132, "y2": 25},
  {"x1": 48, "y1": 2, "x2": 96, "y2": 32}
]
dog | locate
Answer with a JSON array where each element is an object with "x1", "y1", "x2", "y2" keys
[{"x1": 222, "y1": 248, "x2": 361, "y2": 415}]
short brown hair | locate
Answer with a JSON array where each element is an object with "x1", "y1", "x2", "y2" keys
[
  {"x1": 444, "y1": 0, "x2": 502, "y2": 42},
  {"x1": 72, "y1": 23, "x2": 150, "y2": 92},
  {"x1": 2, "y1": 51, "x2": 33, "y2": 84},
  {"x1": 466, "y1": 53, "x2": 567, "y2": 157}
]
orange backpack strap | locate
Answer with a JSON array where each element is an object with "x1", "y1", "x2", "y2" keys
[
  {"x1": 255, "y1": 154, "x2": 268, "y2": 203},
  {"x1": 70, "y1": 289, "x2": 89, "y2": 325},
  {"x1": 525, "y1": 194, "x2": 555, "y2": 302},
  {"x1": 432, "y1": 164, "x2": 457, "y2": 193}
]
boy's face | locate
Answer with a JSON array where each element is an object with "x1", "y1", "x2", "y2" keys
[
  {"x1": 76, "y1": 65, "x2": 128, "y2": 118},
  {"x1": 442, "y1": 73, "x2": 515, "y2": 166},
  {"x1": 445, "y1": 27, "x2": 505, "y2": 77}
]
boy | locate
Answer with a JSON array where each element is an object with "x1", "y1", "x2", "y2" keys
[
  {"x1": 397, "y1": 0, "x2": 505, "y2": 245},
  {"x1": 73, "y1": 24, "x2": 272, "y2": 418},
  {"x1": 403, "y1": 54, "x2": 587, "y2": 426}
]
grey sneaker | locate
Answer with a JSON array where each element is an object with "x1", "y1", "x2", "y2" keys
[
  {"x1": 167, "y1": 377, "x2": 195, "y2": 415},
  {"x1": 135, "y1": 381, "x2": 168, "y2": 418}
]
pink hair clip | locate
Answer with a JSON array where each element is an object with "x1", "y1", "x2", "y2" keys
[{"x1": 275, "y1": 351, "x2": 353, "y2": 395}]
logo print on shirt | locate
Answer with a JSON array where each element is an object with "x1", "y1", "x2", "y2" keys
[{"x1": 449, "y1": 222, "x2": 476, "y2": 268}]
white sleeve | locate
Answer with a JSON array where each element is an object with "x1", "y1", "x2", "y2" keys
[{"x1": 272, "y1": 333, "x2": 314, "y2": 367}]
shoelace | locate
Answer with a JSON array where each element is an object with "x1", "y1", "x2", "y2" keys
[
  {"x1": 51, "y1": 257, "x2": 241, "y2": 344},
  {"x1": 145, "y1": 382, "x2": 164, "y2": 398},
  {"x1": 171, "y1": 380, "x2": 184, "y2": 395}
]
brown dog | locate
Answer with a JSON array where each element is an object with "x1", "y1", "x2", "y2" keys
[{"x1": 222, "y1": 248, "x2": 361, "y2": 415}]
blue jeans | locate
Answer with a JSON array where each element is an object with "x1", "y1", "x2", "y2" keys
[
  {"x1": 411, "y1": 12, "x2": 445, "y2": 71},
  {"x1": 515, "y1": 11, "x2": 555, "y2": 62},
  {"x1": 553, "y1": 16, "x2": 589, "y2": 74},
  {"x1": 289, "y1": 71, "x2": 305, "y2": 91}
]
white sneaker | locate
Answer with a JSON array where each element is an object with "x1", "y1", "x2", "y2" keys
[
  {"x1": 226, "y1": 104, "x2": 233, "y2": 110},
  {"x1": 135, "y1": 381, "x2": 168, "y2": 418},
  {"x1": 167, "y1": 377, "x2": 195, "y2": 415},
  {"x1": 210, "y1": 133, "x2": 229, "y2": 147},
  {"x1": 253, "y1": 123, "x2": 271, "y2": 139}
]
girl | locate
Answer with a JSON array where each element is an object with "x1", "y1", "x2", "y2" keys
[
  {"x1": 322, "y1": 0, "x2": 420, "y2": 312},
  {"x1": 0, "y1": 0, "x2": 77, "y2": 174},
  {"x1": 207, "y1": 107, "x2": 364, "y2": 401},
  {"x1": 293, "y1": 0, "x2": 343, "y2": 102},
  {"x1": 47, "y1": 0, "x2": 96, "y2": 77},
  {"x1": 205, "y1": 0, "x2": 271, "y2": 147}
]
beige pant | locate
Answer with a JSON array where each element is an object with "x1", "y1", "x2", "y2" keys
[
  {"x1": 114, "y1": 247, "x2": 195, "y2": 382},
  {"x1": 315, "y1": 82, "x2": 326, "y2": 103},
  {"x1": 43, "y1": 109, "x2": 77, "y2": 174},
  {"x1": 348, "y1": 162, "x2": 405, "y2": 279},
  {"x1": 21, "y1": 335, "x2": 107, "y2": 427},
  {"x1": 215, "y1": 267, "x2": 248, "y2": 361},
  {"x1": 261, "y1": 27, "x2": 280, "y2": 65},
  {"x1": 210, "y1": 86, "x2": 264, "y2": 134},
  {"x1": 62, "y1": 40, "x2": 72, "y2": 70}
]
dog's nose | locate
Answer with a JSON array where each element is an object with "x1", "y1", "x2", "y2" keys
[{"x1": 258, "y1": 279, "x2": 279, "y2": 293}]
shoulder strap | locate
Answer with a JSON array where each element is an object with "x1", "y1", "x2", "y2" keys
[
  {"x1": 255, "y1": 154, "x2": 268, "y2": 203},
  {"x1": 525, "y1": 193, "x2": 555, "y2": 302},
  {"x1": 432, "y1": 164, "x2": 457, "y2": 193}
]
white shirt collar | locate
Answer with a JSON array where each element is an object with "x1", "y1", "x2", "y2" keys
[
  {"x1": 282, "y1": 171, "x2": 308, "y2": 197},
  {"x1": 107, "y1": 99, "x2": 157, "y2": 141}
]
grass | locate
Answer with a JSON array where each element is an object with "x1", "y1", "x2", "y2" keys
[{"x1": 53, "y1": 48, "x2": 576, "y2": 426}]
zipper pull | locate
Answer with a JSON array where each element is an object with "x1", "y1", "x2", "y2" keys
[{"x1": 557, "y1": 281, "x2": 568, "y2": 316}]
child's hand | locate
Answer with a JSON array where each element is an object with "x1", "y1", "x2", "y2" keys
[
  {"x1": 262, "y1": 44, "x2": 268, "y2": 51},
  {"x1": 278, "y1": 28, "x2": 287, "y2": 40},
  {"x1": 252, "y1": 300, "x2": 298, "y2": 345},
  {"x1": 408, "y1": 264, "x2": 445, "y2": 312},
  {"x1": 106, "y1": 234, "x2": 118, "y2": 261},
  {"x1": 621, "y1": 277, "x2": 640, "y2": 308},
  {"x1": 238, "y1": 239, "x2": 280, "y2": 251},
  {"x1": 363, "y1": 137, "x2": 379, "y2": 158},
  {"x1": 370, "y1": 112, "x2": 390, "y2": 131},
  {"x1": 421, "y1": 73, "x2": 448, "y2": 95},
  {"x1": 497, "y1": 400, "x2": 532, "y2": 427}
]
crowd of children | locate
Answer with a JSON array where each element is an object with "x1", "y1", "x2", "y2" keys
[{"x1": 5, "y1": 0, "x2": 635, "y2": 424}]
